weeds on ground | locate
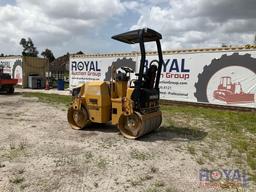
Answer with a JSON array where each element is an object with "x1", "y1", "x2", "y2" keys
[
  {"x1": 187, "y1": 144, "x2": 196, "y2": 155},
  {"x1": 130, "y1": 149, "x2": 152, "y2": 161},
  {"x1": 9, "y1": 168, "x2": 26, "y2": 185},
  {"x1": 97, "y1": 158, "x2": 108, "y2": 169},
  {"x1": 23, "y1": 92, "x2": 71, "y2": 107},
  {"x1": 161, "y1": 104, "x2": 256, "y2": 182},
  {"x1": 0, "y1": 162, "x2": 5, "y2": 168},
  {"x1": 9, "y1": 141, "x2": 16, "y2": 150},
  {"x1": 9, "y1": 175, "x2": 25, "y2": 184},
  {"x1": 165, "y1": 187, "x2": 179, "y2": 192},
  {"x1": 4, "y1": 141, "x2": 27, "y2": 160},
  {"x1": 140, "y1": 175, "x2": 153, "y2": 182},
  {"x1": 150, "y1": 166, "x2": 158, "y2": 173},
  {"x1": 145, "y1": 183, "x2": 176, "y2": 192},
  {"x1": 130, "y1": 179, "x2": 142, "y2": 186},
  {"x1": 196, "y1": 157, "x2": 205, "y2": 165},
  {"x1": 161, "y1": 105, "x2": 255, "y2": 134},
  {"x1": 154, "y1": 180, "x2": 165, "y2": 187},
  {"x1": 18, "y1": 139, "x2": 27, "y2": 150},
  {"x1": 128, "y1": 174, "x2": 154, "y2": 187}
]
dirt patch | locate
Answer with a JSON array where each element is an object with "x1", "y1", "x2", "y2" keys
[{"x1": 0, "y1": 94, "x2": 254, "y2": 192}]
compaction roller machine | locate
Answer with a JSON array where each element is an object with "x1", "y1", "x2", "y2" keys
[{"x1": 67, "y1": 28, "x2": 164, "y2": 139}]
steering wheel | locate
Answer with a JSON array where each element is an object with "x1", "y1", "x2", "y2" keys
[{"x1": 121, "y1": 67, "x2": 134, "y2": 73}]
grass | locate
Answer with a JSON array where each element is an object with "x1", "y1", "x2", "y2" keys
[
  {"x1": 140, "y1": 175, "x2": 153, "y2": 181},
  {"x1": 187, "y1": 144, "x2": 196, "y2": 155},
  {"x1": 150, "y1": 166, "x2": 158, "y2": 173},
  {"x1": 154, "y1": 180, "x2": 165, "y2": 187},
  {"x1": 17, "y1": 168, "x2": 25, "y2": 174},
  {"x1": 129, "y1": 175, "x2": 154, "y2": 187},
  {"x1": 144, "y1": 184, "x2": 176, "y2": 192},
  {"x1": 130, "y1": 149, "x2": 152, "y2": 161},
  {"x1": 23, "y1": 92, "x2": 71, "y2": 107},
  {"x1": 18, "y1": 139, "x2": 27, "y2": 150},
  {"x1": 196, "y1": 157, "x2": 205, "y2": 165},
  {"x1": 96, "y1": 158, "x2": 108, "y2": 169},
  {"x1": 161, "y1": 104, "x2": 255, "y2": 134},
  {"x1": 9, "y1": 141, "x2": 16, "y2": 150},
  {"x1": 6, "y1": 149, "x2": 25, "y2": 160},
  {"x1": 3, "y1": 141, "x2": 27, "y2": 160},
  {"x1": 9, "y1": 175, "x2": 25, "y2": 184},
  {"x1": 130, "y1": 179, "x2": 142, "y2": 186},
  {"x1": 161, "y1": 104, "x2": 256, "y2": 182},
  {"x1": 165, "y1": 187, "x2": 179, "y2": 192},
  {"x1": 84, "y1": 151, "x2": 93, "y2": 161}
]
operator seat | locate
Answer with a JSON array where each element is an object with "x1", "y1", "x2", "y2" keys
[{"x1": 144, "y1": 65, "x2": 157, "y2": 89}]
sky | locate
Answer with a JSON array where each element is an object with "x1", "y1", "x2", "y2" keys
[{"x1": 0, "y1": 0, "x2": 256, "y2": 57}]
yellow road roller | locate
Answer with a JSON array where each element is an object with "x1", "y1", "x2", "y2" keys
[{"x1": 67, "y1": 28, "x2": 164, "y2": 139}]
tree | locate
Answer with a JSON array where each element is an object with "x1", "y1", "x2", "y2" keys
[
  {"x1": 19, "y1": 37, "x2": 39, "y2": 57},
  {"x1": 41, "y1": 48, "x2": 55, "y2": 63}
]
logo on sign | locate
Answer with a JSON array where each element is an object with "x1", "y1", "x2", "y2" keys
[{"x1": 72, "y1": 61, "x2": 101, "y2": 72}]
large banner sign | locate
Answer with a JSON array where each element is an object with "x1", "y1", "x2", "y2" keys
[
  {"x1": 70, "y1": 50, "x2": 256, "y2": 108},
  {"x1": 0, "y1": 57, "x2": 23, "y2": 85},
  {"x1": 70, "y1": 57, "x2": 137, "y2": 85}
]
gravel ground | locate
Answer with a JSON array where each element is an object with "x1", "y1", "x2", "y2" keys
[{"x1": 0, "y1": 93, "x2": 253, "y2": 192}]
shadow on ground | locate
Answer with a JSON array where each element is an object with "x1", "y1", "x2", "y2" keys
[
  {"x1": 140, "y1": 126, "x2": 208, "y2": 142},
  {"x1": 77, "y1": 123, "x2": 208, "y2": 142},
  {"x1": 79, "y1": 123, "x2": 119, "y2": 134},
  {"x1": 0, "y1": 92, "x2": 22, "y2": 96}
]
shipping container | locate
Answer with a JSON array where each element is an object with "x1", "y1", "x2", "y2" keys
[
  {"x1": 0, "y1": 56, "x2": 48, "y2": 88},
  {"x1": 69, "y1": 46, "x2": 256, "y2": 109},
  {"x1": 0, "y1": 56, "x2": 23, "y2": 85}
]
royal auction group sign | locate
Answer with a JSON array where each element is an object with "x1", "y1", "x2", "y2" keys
[{"x1": 70, "y1": 49, "x2": 256, "y2": 108}]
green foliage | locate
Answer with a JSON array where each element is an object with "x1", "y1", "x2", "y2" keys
[
  {"x1": 20, "y1": 37, "x2": 38, "y2": 57},
  {"x1": 41, "y1": 48, "x2": 55, "y2": 62}
]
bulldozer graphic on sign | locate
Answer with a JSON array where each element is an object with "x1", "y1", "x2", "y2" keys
[{"x1": 213, "y1": 76, "x2": 255, "y2": 104}]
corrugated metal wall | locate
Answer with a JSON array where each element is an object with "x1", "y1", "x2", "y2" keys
[{"x1": 22, "y1": 56, "x2": 49, "y2": 88}]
